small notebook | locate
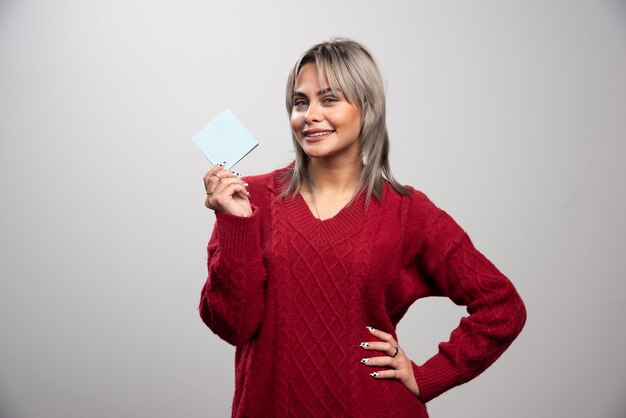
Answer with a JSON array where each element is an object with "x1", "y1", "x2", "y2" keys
[{"x1": 192, "y1": 109, "x2": 259, "y2": 169}]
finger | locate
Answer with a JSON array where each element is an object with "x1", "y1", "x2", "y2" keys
[
  {"x1": 210, "y1": 167, "x2": 236, "y2": 185},
  {"x1": 208, "y1": 182, "x2": 251, "y2": 210},
  {"x1": 216, "y1": 167, "x2": 237, "y2": 179},
  {"x1": 203, "y1": 162, "x2": 227, "y2": 179},
  {"x1": 365, "y1": 327, "x2": 400, "y2": 357},
  {"x1": 205, "y1": 168, "x2": 238, "y2": 196},
  {"x1": 369, "y1": 369, "x2": 399, "y2": 379},
  {"x1": 219, "y1": 182, "x2": 250, "y2": 198},
  {"x1": 209, "y1": 177, "x2": 249, "y2": 198},
  {"x1": 359, "y1": 341, "x2": 396, "y2": 353},
  {"x1": 203, "y1": 162, "x2": 227, "y2": 189},
  {"x1": 366, "y1": 326, "x2": 396, "y2": 344},
  {"x1": 360, "y1": 356, "x2": 396, "y2": 368}
]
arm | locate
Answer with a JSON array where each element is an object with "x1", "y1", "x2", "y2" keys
[
  {"x1": 198, "y1": 208, "x2": 266, "y2": 346},
  {"x1": 410, "y1": 193, "x2": 527, "y2": 403},
  {"x1": 198, "y1": 165, "x2": 267, "y2": 346}
]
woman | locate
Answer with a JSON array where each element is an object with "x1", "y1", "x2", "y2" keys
[{"x1": 199, "y1": 38, "x2": 526, "y2": 417}]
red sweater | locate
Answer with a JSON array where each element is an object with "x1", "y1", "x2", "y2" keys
[{"x1": 199, "y1": 166, "x2": 526, "y2": 417}]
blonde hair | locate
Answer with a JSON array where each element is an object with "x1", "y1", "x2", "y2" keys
[{"x1": 281, "y1": 37, "x2": 410, "y2": 203}]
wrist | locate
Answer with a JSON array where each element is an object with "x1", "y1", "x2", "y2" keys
[{"x1": 408, "y1": 380, "x2": 421, "y2": 399}]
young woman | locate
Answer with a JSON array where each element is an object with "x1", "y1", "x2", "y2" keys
[{"x1": 199, "y1": 38, "x2": 526, "y2": 418}]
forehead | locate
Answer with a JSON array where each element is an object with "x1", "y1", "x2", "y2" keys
[{"x1": 294, "y1": 62, "x2": 332, "y2": 91}]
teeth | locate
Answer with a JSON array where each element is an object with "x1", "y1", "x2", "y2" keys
[{"x1": 307, "y1": 131, "x2": 333, "y2": 137}]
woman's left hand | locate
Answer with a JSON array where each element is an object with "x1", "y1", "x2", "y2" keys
[{"x1": 359, "y1": 326, "x2": 421, "y2": 399}]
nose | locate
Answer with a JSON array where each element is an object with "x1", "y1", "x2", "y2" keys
[{"x1": 304, "y1": 101, "x2": 322, "y2": 124}]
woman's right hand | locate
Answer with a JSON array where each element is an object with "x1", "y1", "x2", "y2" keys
[{"x1": 203, "y1": 163, "x2": 252, "y2": 217}]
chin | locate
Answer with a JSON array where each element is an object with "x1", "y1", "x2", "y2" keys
[{"x1": 301, "y1": 144, "x2": 331, "y2": 159}]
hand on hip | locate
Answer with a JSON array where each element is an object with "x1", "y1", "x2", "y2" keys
[{"x1": 359, "y1": 326, "x2": 422, "y2": 399}]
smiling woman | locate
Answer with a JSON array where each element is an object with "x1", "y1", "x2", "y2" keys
[
  {"x1": 199, "y1": 38, "x2": 526, "y2": 417},
  {"x1": 290, "y1": 65, "x2": 362, "y2": 162}
]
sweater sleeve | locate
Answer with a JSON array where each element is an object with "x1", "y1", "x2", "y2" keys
[
  {"x1": 408, "y1": 192, "x2": 527, "y2": 403},
  {"x1": 198, "y1": 206, "x2": 267, "y2": 347}
]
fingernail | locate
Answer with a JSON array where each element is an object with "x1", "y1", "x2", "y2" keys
[
  {"x1": 233, "y1": 171, "x2": 241, "y2": 177},
  {"x1": 359, "y1": 342, "x2": 369, "y2": 348},
  {"x1": 217, "y1": 161, "x2": 226, "y2": 167},
  {"x1": 370, "y1": 372, "x2": 379, "y2": 378},
  {"x1": 361, "y1": 358, "x2": 370, "y2": 364},
  {"x1": 366, "y1": 326, "x2": 375, "y2": 332},
  {"x1": 242, "y1": 181, "x2": 249, "y2": 186}
]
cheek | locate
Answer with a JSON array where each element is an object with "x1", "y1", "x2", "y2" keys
[
  {"x1": 290, "y1": 113, "x2": 303, "y2": 132},
  {"x1": 338, "y1": 106, "x2": 361, "y2": 133},
  {"x1": 345, "y1": 113, "x2": 361, "y2": 136}
]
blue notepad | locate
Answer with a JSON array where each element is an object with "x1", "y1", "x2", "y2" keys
[{"x1": 192, "y1": 109, "x2": 259, "y2": 169}]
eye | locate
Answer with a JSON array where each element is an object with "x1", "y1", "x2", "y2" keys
[
  {"x1": 322, "y1": 96, "x2": 338, "y2": 104},
  {"x1": 293, "y1": 98, "x2": 308, "y2": 108}
]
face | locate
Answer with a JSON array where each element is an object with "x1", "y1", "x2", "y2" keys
[{"x1": 290, "y1": 63, "x2": 362, "y2": 162}]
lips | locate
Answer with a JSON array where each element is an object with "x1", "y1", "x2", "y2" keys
[{"x1": 303, "y1": 129, "x2": 335, "y2": 142}]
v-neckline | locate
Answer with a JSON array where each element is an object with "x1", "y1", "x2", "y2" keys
[
  {"x1": 282, "y1": 189, "x2": 369, "y2": 243},
  {"x1": 298, "y1": 191, "x2": 361, "y2": 223}
]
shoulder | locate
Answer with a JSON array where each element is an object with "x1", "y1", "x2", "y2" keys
[
  {"x1": 242, "y1": 164, "x2": 291, "y2": 190},
  {"x1": 240, "y1": 163, "x2": 292, "y2": 207},
  {"x1": 386, "y1": 184, "x2": 468, "y2": 259},
  {"x1": 403, "y1": 185, "x2": 440, "y2": 216},
  {"x1": 382, "y1": 182, "x2": 440, "y2": 217},
  {"x1": 382, "y1": 182, "x2": 460, "y2": 243}
]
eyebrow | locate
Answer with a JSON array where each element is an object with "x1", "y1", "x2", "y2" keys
[{"x1": 292, "y1": 87, "x2": 338, "y2": 98}]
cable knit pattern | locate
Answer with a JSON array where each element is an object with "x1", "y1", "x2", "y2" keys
[{"x1": 199, "y1": 165, "x2": 526, "y2": 417}]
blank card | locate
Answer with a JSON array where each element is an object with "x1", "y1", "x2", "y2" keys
[{"x1": 192, "y1": 109, "x2": 259, "y2": 169}]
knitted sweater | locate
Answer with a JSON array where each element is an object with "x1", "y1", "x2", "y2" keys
[{"x1": 199, "y1": 166, "x2": 526, "y2": 418}]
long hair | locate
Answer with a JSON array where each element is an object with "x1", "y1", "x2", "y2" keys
[{"x1": 280, "y1": 37, "x2": 410, "y2": 203}]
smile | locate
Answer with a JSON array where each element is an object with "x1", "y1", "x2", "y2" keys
[
  {"x1": 306, "y1": 130, "x2": 334, "y2": 137},
  {"x1": 304, "y1": 130, "x2": 335, "y2": 141}
]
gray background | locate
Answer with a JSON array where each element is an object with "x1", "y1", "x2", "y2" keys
[{"x1": 1, "y1": 0, "x2": 625, "y2": 417}]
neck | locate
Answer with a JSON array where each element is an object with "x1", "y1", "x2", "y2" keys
[{"x1": 306, "y1": 157, "x2": 363, "y2": 196}]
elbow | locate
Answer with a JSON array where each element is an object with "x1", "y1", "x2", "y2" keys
[
  {"x1": 481, "y1": 281, "x2": 527, "y2": 344},
  {"x1": 514, "y1": 295, "x2": 527, "y2": 337},
  {"x1": 504, "y1": 284, "x2": 527, "y2": 342}
]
